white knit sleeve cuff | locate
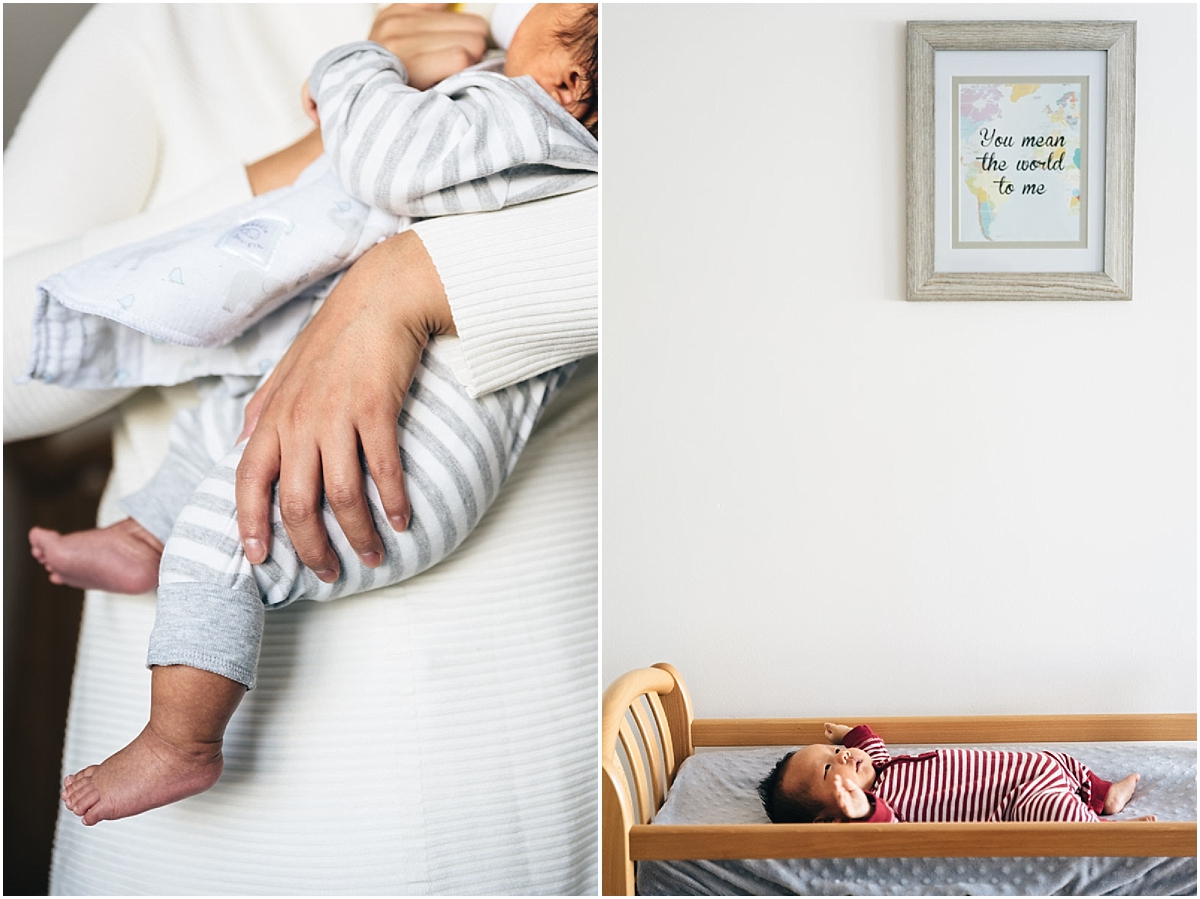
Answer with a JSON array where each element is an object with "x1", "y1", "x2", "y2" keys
[{"x1": 411, "y1": 188, "x2": 597, "y2": 397}]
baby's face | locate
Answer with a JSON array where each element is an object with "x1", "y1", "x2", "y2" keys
[
  {"x1": 782, "y1": 742, "x2": 877, "y2": 820},
  {"x1": 504, "y1": 4, "x2": 590, "y2": 118}
]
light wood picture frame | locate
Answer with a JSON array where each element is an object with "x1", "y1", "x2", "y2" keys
[{"x1": 907, "y1": 21, "x2": 1136, "y2": 301}]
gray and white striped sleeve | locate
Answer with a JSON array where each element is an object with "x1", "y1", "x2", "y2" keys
[{"x1": 309, "y1": 41, "x2": 597, "y2": 218}]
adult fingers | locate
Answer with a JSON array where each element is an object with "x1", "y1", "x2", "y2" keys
[
  {"x1": 238, "y1": 385, "x2": 269, "y2": 444},
  {"x1": 276, "y1": 437, "x2": 341, "y2": 583},
  {"x1": 371, "y1": 8, "x2": 487, "y2": 40},
  {"x1": 238, "y1": 358, "x2": 289, "y2": 443},
  {"x1": 380, "y1": 30, "x2": 488, "y2": 59},
  {"x1": 376, "y1": 3, "x2": 450, "y2": 14},
  {"x1": 359, "y1": 412, "x2": 410, "y2": 533},
  {"x1": 235, "y1": 426, "x2": 283, "y2": 566},
  {"x1": 402, "y1": 45, "x2": 486, "y2": 90},
  {"x1": 320, "y1": 423, "x2": 385, "y2": 569}
]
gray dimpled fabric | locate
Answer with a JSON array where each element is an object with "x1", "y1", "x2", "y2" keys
[{"x1": 638, "y1": 742, "x2": 1196, "y2": 896}]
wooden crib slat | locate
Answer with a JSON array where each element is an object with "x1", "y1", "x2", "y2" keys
[
  {"x1": 652, "y1": 662, "x2": 694, "y2": 770},
  {"x1": 618, "y1": 720, "x2": 654, "y2": 825},
  {"x1": 692, "y1": 714, "x2": 1197, "y2": 746},
  {"x1": 630, "y1": 821, "x2": 1198, "y2": 860},
  {"x1": 630, "y1": 698, "x2": 667, "y2": 811},
  {"x1": 602, "y1": 759, "x2": 636, "y2": 896},
  {"x1": 646, "y1": 692, "x2": 678, "y2": 786},
  {"x1": 602, "y1": 667, "x2": 676, "y2": 761}
]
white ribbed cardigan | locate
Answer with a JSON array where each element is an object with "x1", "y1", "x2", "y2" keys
[{"x1": 5, "y1": 5, "x2": 596, "y2": 894}]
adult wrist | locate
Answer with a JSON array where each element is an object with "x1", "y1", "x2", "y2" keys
[{"x1": 343, "y1": 231, "x2": 456, "y2": 342}]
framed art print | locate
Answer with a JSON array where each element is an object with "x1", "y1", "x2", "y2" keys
[{"x1": 906, "y1": 21, "x2": 1135, "y2": 300}]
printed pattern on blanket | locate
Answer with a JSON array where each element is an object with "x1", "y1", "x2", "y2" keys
[
  {"x1": 26, "y1": 42, "x2": 598, "y2": 392},
  {"x1": 25, "y1": 158, "x2": 397, "y2": 388}
]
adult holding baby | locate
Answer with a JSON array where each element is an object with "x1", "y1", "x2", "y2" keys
[{"x1": 5, "y1": 4, "x2": 596, "y2": 894}]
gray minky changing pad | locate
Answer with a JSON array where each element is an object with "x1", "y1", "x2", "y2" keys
[{"x1": 637, "y1": 742, "x2": 1197, "y2": 896}]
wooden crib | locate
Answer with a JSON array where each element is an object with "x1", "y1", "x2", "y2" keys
[{"x1": 602, "y1": 663, "x2": 1197, "y2": 895}]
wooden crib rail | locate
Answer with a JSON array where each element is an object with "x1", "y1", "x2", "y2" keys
[
  {"x1": 693, "y1": 713, "x2": 1198, "y2": 746},
  {"x1": 629, "y1": 820, "x2": 1198, "y2": 861},
  {"x1": 603, "y1": 663, "x2": 697, "y2": 896}
]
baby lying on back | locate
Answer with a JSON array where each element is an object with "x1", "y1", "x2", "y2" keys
[{"x1": 759, "y1": 722, "x2": 1155, "y2": 824}]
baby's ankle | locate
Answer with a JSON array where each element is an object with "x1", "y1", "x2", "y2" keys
[{"x1": 144, "y1": 720, "x2": 224, "y2": 763}]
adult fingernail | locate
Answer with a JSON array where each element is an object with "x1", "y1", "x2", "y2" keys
[
  {"x1": 245, "y1": 538, "x2": 265, "y2": 563},
  {"x1": 389, "y1": 513, "x2": 408, "y2": 531},
  {"x1": 316, "y1": 568, "x2": 338, "y2": 583},
  {"x1": 359, "y1": 551, "x2": 382, "y2": 568}
]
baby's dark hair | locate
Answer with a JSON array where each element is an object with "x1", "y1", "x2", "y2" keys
[
  {"x1": 556, "y1": 4, "x2": 598, "y2": 137},
  {"x1": 758, "y1": 751, "x2": 824, "y2": 824}
]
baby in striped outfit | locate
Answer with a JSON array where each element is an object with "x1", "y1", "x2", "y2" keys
[
  {"x1": 33, "y1": 4, "x2": 597, "y2": 826},
  {"x1": 759, "y1": 722, "x2": 1155, "y2": 824}
]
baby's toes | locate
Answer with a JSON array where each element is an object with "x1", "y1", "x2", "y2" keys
[
  {"x1": 62, "y1": 769, "x2": 98, "y2": 809},
  {"x1": 61, "y1": 779, "x2": 88, "y2": 809},
  {"x1": 67, "y1": 788, "x2": 101, "y2": 820},
  {"x1": 64, "y1": 764, "x2": 99, "y2": 788},
  {"x1": 80, "y1": 802, "x2": 109, "y2": 826}
]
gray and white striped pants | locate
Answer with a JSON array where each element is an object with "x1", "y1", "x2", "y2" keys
[{"x1": 123, "y1": 344, "x2": 574, "y2": 688}]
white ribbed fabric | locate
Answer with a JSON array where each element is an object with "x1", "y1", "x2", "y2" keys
[
  {"x1": 51, "y1": 363, "x2": 598, "y2": 894},
  {"x1": 414, "y1": 188, "x2": 598, "y2": 396},
  {"x1": 11, "y1": 5, "x2": 598, "y2": 894}
]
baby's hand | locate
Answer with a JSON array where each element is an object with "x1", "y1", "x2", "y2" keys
[
  {"x1": 301, "y1": 81, "x2": 319, "y2": 126},
  {"x1": 824, "y1": 723, "x2": 853, "y2": 744},
  {"x1": 832, "y1": 774, "x2": 871, "y2": 820}
]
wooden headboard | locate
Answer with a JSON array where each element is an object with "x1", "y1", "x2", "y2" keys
[{"x1": 601, "y1": 663, "x2": 694, "y2": 894}]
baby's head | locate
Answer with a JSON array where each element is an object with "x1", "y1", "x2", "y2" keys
[
  {"x1": 758, "y1": 743, "x2": 877, "y2": 823},
  {"x1": 504, "y1": 4, "x2": 598, "y2": 136}
]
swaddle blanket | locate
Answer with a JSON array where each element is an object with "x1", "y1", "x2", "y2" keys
[
  {"x1": 24, "y1": 41, "x2": 599, "y2": 392},
  {"x1": 25, "y1": 157, "x2": 401, "y2": 389}
]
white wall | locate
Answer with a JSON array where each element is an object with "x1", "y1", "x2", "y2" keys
[{"x1": 602, "y1": 4, "x2": 1196, "y2": 718}]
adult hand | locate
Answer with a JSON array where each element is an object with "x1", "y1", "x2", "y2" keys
[
  {"x1": 235, "y1": 231, "x2": 455, "y2": 581},
  {"x1": 246, "y1": 4, "x2": 488, "y2": 196},
  {"x1": 368, "y1": 4, "x2": 489, "y2": 90}
]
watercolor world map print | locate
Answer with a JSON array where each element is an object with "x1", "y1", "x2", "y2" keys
[{"x1": 953, "y1": 76, "x2": 1088, "y2": 248}]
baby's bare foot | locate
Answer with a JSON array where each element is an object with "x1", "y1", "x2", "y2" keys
[
  {"x1": 61, "y1": 724, "x2": 223, "y2": 825},
  {"x1": 1129, "y1": 815, "x2": 1158, "y2": 822},
  {"x1": 1103, "y1": 773, "x2": 1141, "y2": 815},
  {"x1": 29, "y1": 518, "x2": 163, "y2": 594}
]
